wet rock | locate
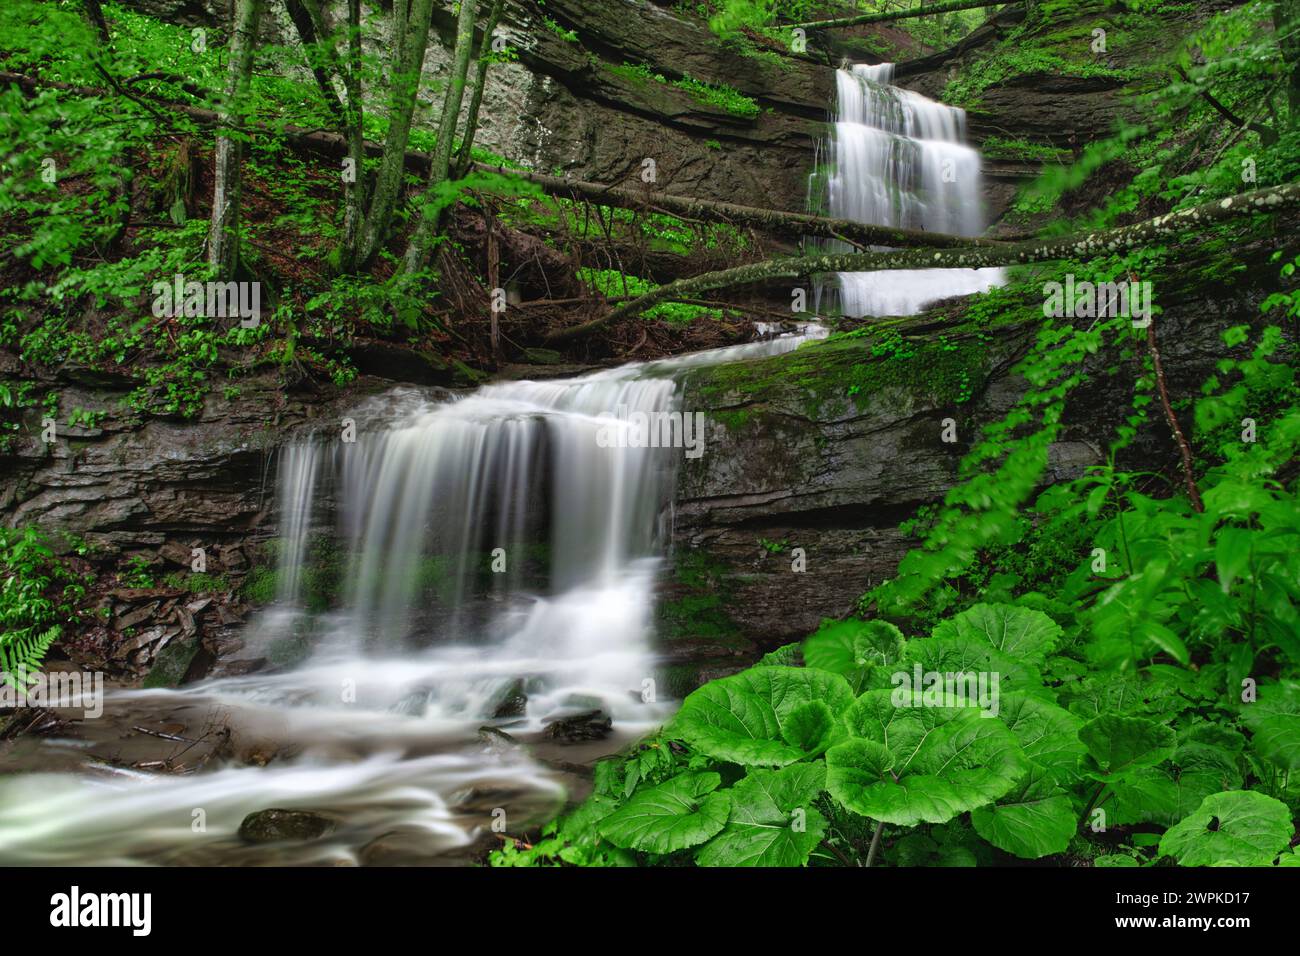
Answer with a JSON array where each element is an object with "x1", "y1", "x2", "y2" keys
[
  {"x1": 489, "y1": 680, "x2": 528, "y2": 719},
  {"x1": 142, "y1": 634, "x2": 202, "y2": 689},
  {"x1": 544, "y1": 710, "x2": 612, "y2": 743},
  {"x1": 238, "y1": 808, "x2": 337, "y2": 844}
]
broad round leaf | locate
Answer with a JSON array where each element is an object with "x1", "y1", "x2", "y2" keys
[
  {"x1": 930, "y1": 602, "x2": 1062, "y2": 663},
  {"x1": 803, "y1": 619, "x2": 906, "y2": 693},
  {"x1": 826, "y1": 690, "x2": 1028, "y2": 826},
  {"x1": 669, "y1": 666, "x2": 854, "y2": 766},
  {"x1": 997, "y1": 693, "x2": 1087, "y2": 782},
  {"x1": 1079, "y1": 714, "x2": 1175, "y2": 781},
  {"x1": 970, "y1": 766, "x2": 1076, "y2": 860},
  {"x1": 598, "y1": 772, "x2": 730, "y2": 855},
  {"x1": 1159, "y1": 790, "x2": 1294, "y2": 867},
  {"x1": 1241, "y1": 684, "x2": 1300, "y2": 770},
  {"x1": 695, "y1": 764, "x2": 827, "y2": 867}
]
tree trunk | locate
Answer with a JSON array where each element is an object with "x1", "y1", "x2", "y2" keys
[
  {"x1": 400, "y1": 0, "x2": 480, "y2": 275},
  {"x1": 453, "y1": 0, "x2": 507, "y2": 180},
  {"x1": 1276, "y1": 0, "x2": 1300, "y2": 114},
  {"x1": 469, "y1": 162, "x2": 1008, "y2": 250},
  {"x1": 339, "y1": 0, "x2": 366, "y2": 267},
  {"x1": 208, "y1": 0, "x2": 263, "y2": 280},
  {"x1": 544, "y1": 181, "x2": 1300, "y2": 342},
  {"x1": 352, "y1": 0, "x2": 435, "y2": 271},
  {"x1": 284, "y1": 0, "x2": 347, "y2": 131},
  {"x1": 790, "y1": 0, "x2": 1002, "y2": 31}
]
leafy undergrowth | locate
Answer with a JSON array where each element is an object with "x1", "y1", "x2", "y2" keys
[{"x1": 493, "y1": 252, "x2": 1300, "y2": 867}]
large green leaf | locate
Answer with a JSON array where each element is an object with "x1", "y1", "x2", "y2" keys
[
  {"x1": 1078, "y1": 714, "x2": 1175, "y2": 782},
  {"x1": 668, "y1": 666, "x2": 854, "y2": 766},
  {"x1": 931, "y1": 602, "x2": 1062, "y2": 663},
  {"x1": 1240, "y1": 683, "x2": 1300, "y2": 771},
  {"x1": 825, "y1": 690, "x2": 1029, "y2": 826},
  {"x1": 1159, "y1": 790, "x2": 1294, "y2": 867},
  {"x1": 1109, "y1": 743, "x2": 1242, "y2": 827},
  {"x1": 997, "y1": 693, "x2": 1087, "y2": 782},
  {"x1": 802, "y1": 619, "x2": 906, "y2": 693},
  {"x1": 695, "y1": 763, "x2": 827, "y2": 867},
  {"x1": 598, "y1": 772, "x2": 730, "y2": 855},
  {"x1": 970, "y1": 766, "x2": 1076, "y2": 860},
  {"x1": 904, "y1": 634, "x2": 1045, "y2": 700}
]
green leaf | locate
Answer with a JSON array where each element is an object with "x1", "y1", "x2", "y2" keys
[
  {"x1": 598, "y1": 772, "x2": 730, "y2": 855},
  {"x1": 1214, "y1": 526, "x2": 1253, "y2": 592},
  {"x1": 997, "y1": 693, "x2": 1087, "y2": 782},
  {"x1": 1241, "y1": 684, "x2": 1300, "y2": 770},
  {"x1": 1109, "y1": 743, "x2": 1242, "y2": 827},
  {"x1": 802, "y1": 619, "x2": 906, "y2": 693},
  {"x1": 1079, "y1": 714, "x2": 1176, "y2": 781},
  {"x1": 695, "y1": 764, "x2": 827, "y2": 867},
  {"x1": 1159, "y1": 790, "x2": 1294, "y2": 867},
  {"x1": 825, "y1": 690, "x2": 1028, "y2": 826},
  {"x1": 970, "y1": 766, "x2": 1077, "y2": 860},
  {"x1": 931, "y1": 602, "x2": 1062, "y2": 663},
  {"x1": 668, "y1": 666, "x2": 854, "y2": 766},
  {"x1": 780, "y1": 700, "x2": 841, "y2": 757}
]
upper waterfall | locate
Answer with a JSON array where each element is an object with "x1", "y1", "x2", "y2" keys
[{"x1": 814, "y1": 62, "x2": 1004, "y2": 317}]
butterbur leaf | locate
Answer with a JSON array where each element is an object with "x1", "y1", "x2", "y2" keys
[
  {"x1": 1159, "y1": 791, "x2": 1294, "y2": 867},
  {"x1": 904, "y1": 635, "x2": 1044, "y2": 699},
  {"x1": 997, "y1": 694, "x2": 1087, "y2": 782},
  {"x1": 780, "y1": 700, "x2": 842, "y2": 756},
  {"x1": 803, "y1": 619, "x2": 906, "y2": 693},
  {"x1": 1079, "y1": 714, "x2": 1175, "y2": 781},
  {"x1": 1240, "y1": 683, "x2": 1300, "y2": 771},
  {"x1": 930, "y1": 602, "x2": 1062, "y2": 663},
  {"x1": 970, "y1": 766, "x2": 1076, "y2": 860},
  {"x1": 695, "y1": 764, "x2": 827, "y2": 867},
  {"x1": 1109, "y1": 743, "x2": 1242, "y2": 827},
  {"x1": 598, "y1": 772, "x2": 729, "y2": 855},
  {"x1": 826, "y1": 690, "x2": 1028, "y2": 826},
  {"x1": 669, "y1": 666, "x2": 855, "y2": 766}
]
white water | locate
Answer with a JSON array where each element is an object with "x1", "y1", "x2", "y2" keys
[
  {"x1": 0, "y1": 325, "x2": 826, "y2": 865},
  {"x1": 815, "y1": 63, "x2": 1003, "y2": 316}
]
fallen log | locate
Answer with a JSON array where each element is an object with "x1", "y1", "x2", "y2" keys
[
  {"x1": 543, "y1": 181, "x2": 1300, "y2": 342},
  {"x1": 790, "y1": 0, "x2": 1008, "y2": 32}
]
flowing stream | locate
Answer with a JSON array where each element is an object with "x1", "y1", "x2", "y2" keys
[
  {"x1": 814, "y1": 62, "x2": 1004, "y2": 316},
  {"x1": 0, "y1": 327, "x2": 824, "y2": 865}
]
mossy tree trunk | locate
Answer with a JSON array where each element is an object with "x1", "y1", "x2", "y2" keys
[
  {"x1": 400, "y1": 0, "x2": 480, "y2": 275},
  {"x1": 351, "y1": 0, "x2": 436, "y2": 271},
  {"x1": 452, "y1": 0, "x2": 506, "y2": 180},
  {"x1": 208, "y1": 0, "x2": 263, "y2": 280}
]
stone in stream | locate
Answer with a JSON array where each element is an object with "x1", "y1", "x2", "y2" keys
[
  {"x1": 489, "y1": 679, "x2": 528, "y2": 719},
  {"x1": 238, "y1": 808, "x2": 337, "y2": 844},
  {"x1": 543, "y1": 710, "x2": 613, "y2": 743}
]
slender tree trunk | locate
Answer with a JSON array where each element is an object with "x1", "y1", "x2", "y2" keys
[
  {"x1": 790, "y1": 0, "x2": 1001, "y2": 31},
  {"x1": 1276, "y1": 0, "x2": 1300, "y2": 115},
  {"x1": 544, "y1": 181, "x2": 1300, "y2": 341},
  {"x1": 340, "y1": 0, "x2": 366, "y2": 266},
  {"x1": 352, "y1": 0, "x2": 435, "y2": 271},
  {"x1": 400, "y1": 0, "x2": 479, "y2": 275},
  {"x1": 284, "y1": 0, "x2": 347, "y2": 130},
  {"x1": 452, "y1": 0, "x2": 506, "y2": 180},
  {"x1": 208, "y1": 0, "x2": 263, "y2": 280}
]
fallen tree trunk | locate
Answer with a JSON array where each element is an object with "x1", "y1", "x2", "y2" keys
[
  {"x1": 467, "y1": 163, "x2": 1006, "y2": 250},
  {"x1": 790, "y1": 0, "x2": 1007, "y2": 31},
  {"x1": 544, "y1": 181, "x2": 1300, "y2": 342}
]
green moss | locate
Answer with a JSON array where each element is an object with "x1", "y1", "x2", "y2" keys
[
  {"x1": 657, "y1": 549, "x2": 747, "y2": 648},
  {"x1": 690, "y1": 328, "x2": 991, "y2": 420},
  {"x1": 161, "y1": 570, "x2": 231, "y2": 594},
  {"x1": 142, "y1": 635, "x2": 200, "y2": 688},
  {"x1": 242, "y1": 565, "x2": 278, "y2": 604}
]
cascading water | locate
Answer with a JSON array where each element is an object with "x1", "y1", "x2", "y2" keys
[
  {"x1": 0, "y1": 325, "x2": 825, "y2": 865},
  {"x1": 812, "y1": 62, "x2": 1004, "y2": 316}
]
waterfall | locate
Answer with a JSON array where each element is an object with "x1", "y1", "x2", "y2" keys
[
  {"x1": 814, "y1": 63, "x2": 1004, "y2": 316},
  {"x1": 0, "y1": 325, "x2": 826, "y2": 865}
]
